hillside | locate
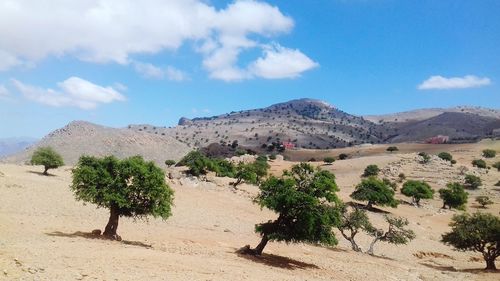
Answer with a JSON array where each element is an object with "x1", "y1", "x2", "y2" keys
[
  {"x1": 2, "y1": 121, "x2": 190, "y2": 165},
  {"x1": 0, "y1": 137, "x2": 38, "y2": 157}
]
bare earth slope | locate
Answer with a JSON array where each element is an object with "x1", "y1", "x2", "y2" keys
[
  {"x1": 0, "y1": 141, "x2": 498, "y2": 280},
  {"x1": 2, "y1": 121, "x2": 190, "y2": 166}
]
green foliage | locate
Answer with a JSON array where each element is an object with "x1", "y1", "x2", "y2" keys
[
  {"x1": 212, "y1": 159, "x2": 236, "y2": 178},
  {"x1": 30, "y1": 146, "x2": 64, "y2": 175},
  {"x1": 338, "y1": 206, "x2": 374, "y2": 252},
  {"x1": 366, "y1": 216, "x2": 415, "y2": 255},
  {"x1": 439, "y1": 182, "x2": 468, "y2": 210},
  {"x1": 338, "y1": 153, "x2": 349, "y2": 160},
  {"x1": 438, "y1": 152, "x2": 453, "y2": 162},
  {"x1": 492, "y1": 161, "x2": 500, "y2": 171},
  {"x1": 256, "y1": 155, "x2": 268, "y2": 162},
  {"x1": 232, "y1": 163, "x2": 258, "y2": 188},
  {"x1": 472, "y1": 159, "x2": 487, "y2": 169},
  {"x1": 382, "y1": 178, "x2": 397, "y2": 191},
  {"x1": 351, "y1": 177, "x2": 398, "y2": 209},
  {"x1": 451, "y1": 159, "x2": 457, "y2": 165},
  {"x1": 323, "y1": 156, "x2": 335, "y2": 164},
  {"x1": 386, "y1": 146, "x2": 399, "y2": 153},
  {"x1": 164, "y1": 159, "x2": 176, "y2": 167},
  {"x1": 475, "y1": 196, "x2": 493, "y2": 208},
  {"x1": 442, "y1": 212, "x2": 500, "y2": 270},
  {"x1": 482, "y1": 149, "x2": 497, "y2": 158},
  {"x1": 252, "y1": 163, "x2": 341, "y2": 254},
  {"x1": 418, "y1": 152, "x2": 431, "y2": 164},
  {"x1": 235, "y1": 149, "x2": 247, "y2": 156},
  {"x1": 464, "y1": 174, "x2": 482, "y2": 189},
  {"x1": 362, "y1": 164, "x2": 380, "y2": 177},
  {"x1": 71, "y1": 155, "x2": 174, "y2": 238},
  {"x1": 401, "y1": 180, "x2": 434, "y2": 206}
]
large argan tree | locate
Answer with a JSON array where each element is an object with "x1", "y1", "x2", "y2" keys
[
  {"x1": 71, "y1": 155, "x2": 174, "y2": 239},
  {"x1": 401, "y1": 180, "x2": 434, "y2": 207},
  {"x1": 351, "y1": 177, "x2": 398, "y2": 209},
  {"x1": 442, "y1": 212, "x2": 500, "y2": 270},
  {"x1": 30, "y1": 146, "x2": 64, "y2": 175},
  {"x1": 246, "y1": 163, "x2": 341, "y2": 255}
]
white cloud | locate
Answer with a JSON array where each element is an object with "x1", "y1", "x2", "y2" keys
[
  {"x1": 0, "y1": 0, "x2": 315, "y2": 81},
  {"x1": 418, "y1": 75, "x2": 491, "y2": 90},
  {"x1": 133, "y1": 61, "x2": 188, "y2": 81},
  {"x1": 12, "y1": 77, "x2": 126, "y2": 110},
  {"x1": 249, "y1": 44, "x2": 319, "y2": 79}
]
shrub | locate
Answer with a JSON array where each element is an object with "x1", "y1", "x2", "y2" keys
[
  {"x1": 418, "y1": 152, "x2": 430, "y2": 164},
  {"x1": 472, "y1": 159, "x2": 487, "y2": 169},
  {"x1": 338, "y1": 153, "x2": 348, "y2": 160},
  {"x1": 492, "y1": 161, "x2": 500, "y2": 171},
  {"x1": 244, "y1": 163, "x2": 341, "y2": 255},
  {"x1": 71, "y1": 156, "x2": 173, "y2": 239},
  {"x1": 362, "y1": 164, "x2": 380, "y2": 177},
  {"x1": 437, "y1": 152, "x2": 453, "y2": 162},
  {"x1": 268, "y1": 154, "x2": 277, "y2": 160},
  {"x1": 442, "y1": 212, "x2": 500, "y2": 270},
  {"x1": 177, "y1": 151, "x2": 213, "y2": 176},
  {"x1": 324, "y1": 156, "x2": 336, "y2": 165},
  {"x1": 398, "y1": 173, "x2": 406, "y2": 182},
  {"x1": 475, "y1": 196, "x2": 493, "y2": 208},
  {"x1": 30, "y1": 146, "x2": 64, "y2": 175},
  {"x1": 451, "y1": 159, "x2": 457, "y2": 165},
  {"x1": 464, "y1": 174, "x2": 482, "y2": 189},
  {"x1": 482, "y1": 149, "x2": 496, "y2": 158},
  {"x1": 401, "y1": 180, "x2": 434, "y2": 206},
  {"x1": 232, "y1": 163, "x2": 258, "y2": 188},
  {"x1": 386, "y1": 146, "x2": 399, "y2": 153},
  {"x1": 439, "y1": 183, "x2": 468, "y2": 210},
  {"x1": 164, "y1": 160, "x2": 176, "y2": 167},
  {"x1": 351, "y1": 177, "x2": 398, "y2": 209},
  {"x1": 366, "y1": 216, "x2": 415, "y2": 255}
]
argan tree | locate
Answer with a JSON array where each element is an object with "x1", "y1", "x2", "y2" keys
[
  {"x1": 438, "y1": 152, "x2": 453, "y2": 162},
  {"x1": 401, "y1": 180, "x2": 434, "y2": 207},
  {"x1": 476, "y1": 196, "x2": 493, "y2": 209},
  {"x1": 338, "y1": 206, "x2": 374, "y2": 252},
  {"x1": 482, "y1": 149, "x2": 497, "y2": 158},
  {"x1": 438, "y1": 182, "x2": 468, "y2": 210},
  {"x1": 164, "y1": 160, "x2": 176, "y2": 167},
  {"x1": 323, "y1": 157, "x2": 336, "y2": 165},
  {"x1": 177, "y1": 150, "x2": 214, "y2": 176},
  {"x1": 351, "y1": 177, "x2": 398, "y2": 209},
  {"x1": 338, "y1": 153, "x2": 349, "y2": 160},
  {"x1": 418, "y1": 152, "x2": 431, "y2": 164},
  {"x1": 386, "y1": 146, "x2": 399, "y2": 153},
  {"x1": 245, "y1": 163, "x2": 341, "y2": 255},
  {"x1": 472, "y1": 159, "x2": 487, "y2": 169},
  {"x1": 366, "y1": 216, "x2": 415, "y2": 255},
  {"x1": 362, "y1": 164, "x2": 380, "y2": 177},
  {"x1": 232, "y1": 163, "x2": 258, "y2": 188},
  {"x1": 30, "y1": 146, "x2": 64, "y2": 175},
  {"x1": 464, "y1": 174, "x2": 482, "y2": 189},
  {"x1": 442, "y1": 212, "x2": 500, "y2": 270},
  {"x1": 71, "y1": 155, "x2": 174, "y2": 240}
]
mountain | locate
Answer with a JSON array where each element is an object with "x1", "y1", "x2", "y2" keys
[
  {"x1": 0, "y1": 137, "x2": 38, "y2": 157},
  {"x1": 3, "y1": 99, "x2": 499, "y2": 164},
  {"x1": 2, "y1": 121, "x2": 190, "y2": 165}
]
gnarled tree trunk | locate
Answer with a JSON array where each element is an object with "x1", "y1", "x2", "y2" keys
[
  {"x1": 484, "y1": 252, "x2": 497, "y2": 270},
  {"x1": 43, "y1": 166, "x2": 49, "y2": 176},
  {"x1": 252, "y1": 234, "x2": 269, "y2": 255},
  {"x1": 340, "y1": 229, "x2": 361, "y2": 252},
  {"x1": 103, "y1": 205, "x2": 120, "y2": 239}
]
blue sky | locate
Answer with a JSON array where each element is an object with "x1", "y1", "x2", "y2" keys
[{"x1": 0, "y1": 0, "x2": 499, "y2": 138}]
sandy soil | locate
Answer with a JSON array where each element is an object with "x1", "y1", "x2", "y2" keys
[{"x1": 0, "y1": 141, "x2": 499, "y2": 281}]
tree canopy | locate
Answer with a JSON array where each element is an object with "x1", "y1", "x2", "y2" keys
[
  {"x1": 246, "y1": 163, "x2": 341, "y2": 255},
  {"x1": 482, "y1": 149, "x2": 496, "y2": 158},
  {"x1": 71, "y1": 155, "x2": 174, "y2": 239},
  {"x1": 464, "y1": 174, "x2": 482, "y2": 189},
  {"x1": 437, "y1": 152, "x2": 453, "y2": 162},
  {"x1": 438, "y1": 182, "x2": 468, "y2": 210},
  {"x1": 401, "y1": 180, "x2": 434, "y2": 206},
  {"x1": 30, "y1": 146, "x2": 64, "y2": 175},
  {"x1": 362, "y1": 164, "x2": 380, "y2": 177},
  {"x1": 366, "y1": 216, "x2": 415, "y2": 255},
  {"x1": 351, "y1": 177, "x2": 398, "y2": 209},
  {"x1": 442, "y1": 212, "x2": 500, "y2": 270}
]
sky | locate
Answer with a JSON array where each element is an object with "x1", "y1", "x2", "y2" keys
[{"x1": 0, "y1": 0, "x2": 499, "y2": 138}]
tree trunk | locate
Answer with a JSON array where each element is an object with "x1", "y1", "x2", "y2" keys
[
  {"x1": 43, "y1": 166, "x2": 49, "y2": 175},
  {"x1": 103, "y1": 205, "x2": 120, "y2": 239},
  {"x1": 366, "y1": 201, "x2": 373, "y2": 210},
  {"x1": 340, "y1": 230, "x2": 361, "y2": 252},
  {"x1": 367, "y1": 237, "x2": 379, "y2": 255},
  {"x1": 252, "y1": 234, "x2": 269, "y2": 255},
  {"x1": 485, "y1": 257, "x2": 497, "y2": 270},
  {"x1": 442, "y1": 202, "x2": 446, "y2": 209},
  {"x1": 233, "y1": 178, "x2": 242, "y2": 189},
  {"x1": 415, "y1": 198, "x2": 421, "y2": 207}
]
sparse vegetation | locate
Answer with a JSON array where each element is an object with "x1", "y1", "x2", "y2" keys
[
  {"x1": 71, "y1": 155, "x2": 174, "y2": 240},
  {"x1": 351, "y1": 177, "x2": 398, "y2": 209},
  {"x1": 323, "y1": 156, "x2": 335, "y2": 165},
  {"x1": 464, "y1": 174, "x2": 482, "y2": 189},
  {"x1": 437, "y1": 152, "x2": 453, "y2": 162},
  {"x1": 30, "y1": 146, "x2": 64, "y2": 175},
  {"x1": 164, "y1": 159, "x2": 176, "y2": 167},
  {"x1": 338, "y1": 153, "x2": 348, "y2": 160},
  {"x1": 366, "y1": 216, "x2": 415, "y2": 255},
  {"x1": 243, "y1": 163, "x2": 341, "y2": 255},
  {"x1": 401, "y1": 180, "x2": 434, "y2": 207},
  {"x1": 442, "y1": 212, "x2": 500, "y2": 270},
  {"x1": 475, "y1": 196, "x2": 493, "y2": 208},
  {"x1": 337, "y1": 206, "x2": 374, "y2": 252},
  {"x1": 418, "y1": 152, "x2": 431, "y2": 164},
  {"x1": 398, "y1": 173, "x2": 406, "y2": 183},
  {"x1": 482, "y1": 149, "x2": 496, "y2": 158},
  {"x1": 362, "y1": 164, "x2": 380, "y2": 177},
  {"x1": 472, "y1": 159, "x2": 487, "y2": 169},
  {"x1": 386, "y1": 146, "x2": 399, "y2": 153},
  {"x1": 492, "y1": 161, "x2": 500, "y2": 171},
  {"x1": 439, "y1": 183, "x2": 468, "y2": 210}
]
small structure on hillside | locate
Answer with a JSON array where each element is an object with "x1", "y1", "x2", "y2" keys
[{"x1": 425, "y1": 135, "x2": 449, "y2": 144}]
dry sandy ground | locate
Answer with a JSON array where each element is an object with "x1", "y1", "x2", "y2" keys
[{"x1": 1, "y1": 141, "x2": 499, "y2": 281}]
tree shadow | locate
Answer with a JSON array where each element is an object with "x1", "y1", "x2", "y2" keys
[
  {"x1": 45, "y1": 231, "x2": 152, "y2": 249},
  {"x1": 28, "y1": 170, "x2": 56, "y2": 177},
  {"x1": 419, "y1": 262, "x2": 497, "y2": 274},
  {"x1": 346, "y1": 201, "x2": 391, "y2": 214},
  {"x1": 235, "y1": 248, "x2": 319, "y2": 270}
]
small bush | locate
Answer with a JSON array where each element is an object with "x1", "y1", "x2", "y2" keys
[
  {"x1": 398, "y1": 173, "x2": 406, "y2": 182},
  {"x1": 475, "y1": 196, "x2": 493, "y2": 208},
  {"x1": 464, "y1": 174, "x2": 482, "y2": 189},
  {"x1": 418, "y1": 152, "x2": 431, "y2": 164},
  {"x1": 323, "y1": 157, "x2": 335, "y2": 165},
  {"x1": 362, "y1": 164, "x2": 380, "y2": 177},
  {"x1": 164, "y1": 160, "x2": 176, "y2": 167},
  {"x1": 437, "y1": 152, "x2": 453, "y2": 162},
  {"x1": 472, "y1": 159, "x2": 487, "y2": 169},
  {"x1": 269, "y1": 154, "x2": 277, "y2": 160},
  {"x1": 386, "y1": 146, "x2": 399, "y2": 153},
  {"x1": 338, "y1": 153, "x2": 348, "y2": 160},
  {"x1": 482, "y1": 149, "x2": 496, "y2": 158}
]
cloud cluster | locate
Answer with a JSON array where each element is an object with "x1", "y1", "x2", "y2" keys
[
  {"x1": 418, "y1": 75, "x2": 491, "y2": 90},
  {"x1": 133, "y1": 62, "x2": 188, "y2": 81},
  {"x1": 12, "y1": 77, "x2": 126, "y2": 110},
  {"x1": 0, "y1": 0, "x2": 317, "y2": 81}
]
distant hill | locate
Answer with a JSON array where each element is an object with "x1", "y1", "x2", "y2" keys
[
  {"x1": 0, "y1": 137, "x2": 38, "y2": 157},
  {"x1": 3, "y1": 99, "x2": 499, "y2": 164},
  {"x1": 2, "y1": 121, "x2": 190, "y2": 165}
]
